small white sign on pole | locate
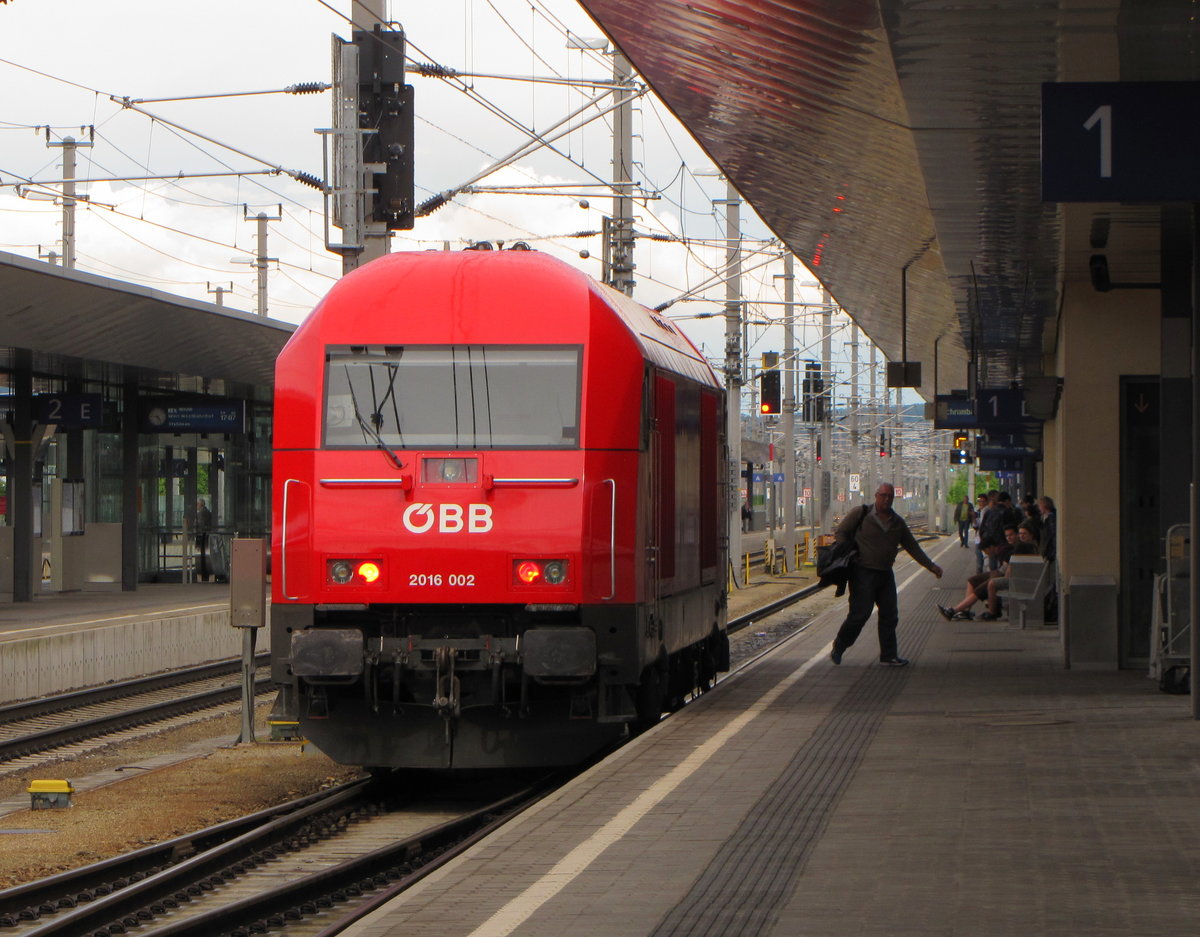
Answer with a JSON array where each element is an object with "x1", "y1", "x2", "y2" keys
[{"x1": 849, "y1": 473, "x2": 861, "y2": 493}]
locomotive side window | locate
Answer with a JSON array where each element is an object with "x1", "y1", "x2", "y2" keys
[{"x1": 323, "y1": 345, "x2": 581, "y2": 450}]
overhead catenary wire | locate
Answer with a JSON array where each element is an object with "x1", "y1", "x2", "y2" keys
[{"x1": 4, "y1": 2, "x2": 794, "y2": 329}]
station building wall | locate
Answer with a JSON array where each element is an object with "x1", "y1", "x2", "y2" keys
[{"x1": 1054, "y1": 283, "x2": 1159, "y2": 630}]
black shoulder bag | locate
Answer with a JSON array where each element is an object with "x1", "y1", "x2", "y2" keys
[{"x1": 816, "y1": 504, "x2": 870, "y2": 596}]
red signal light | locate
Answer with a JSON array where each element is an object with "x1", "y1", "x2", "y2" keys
[{"x1": 517, "y1": 561, "x2": 541, "y2": 584}]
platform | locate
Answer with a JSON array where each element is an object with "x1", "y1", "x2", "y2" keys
[
  {"x1": 0, "y1": 582, "x2": 245, "y2": 704},
  {"x1": 341, "y1": 537, "x2": 1200, "y2": 937}
]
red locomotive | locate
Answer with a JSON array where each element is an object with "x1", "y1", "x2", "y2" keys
[{"x1": 269, "y1": 248, "x2": 728, "y2": 770}]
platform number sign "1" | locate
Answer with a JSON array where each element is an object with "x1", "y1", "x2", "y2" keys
[
  {"x1": 974, "y1": 388, "x2": 1038, "y2": 429},
  {"x1": 982, "y1": 391, "x2": 1028, "y2": 421},
  {"x1": 1082, "y1": 105, "x2": 1112, "y2": 178},
  {"x1": 1042, "y1": 82, "x2": 1200, "y2": 203}
]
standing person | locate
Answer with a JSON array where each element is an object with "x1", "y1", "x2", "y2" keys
[
  {"x1": 996, "y1": 491, "x2": 1021, "y2": 527},
  {"x1": 1038, "y1": 495, "x2": 1058, "y2": 622},
  {"x1": 830, "y1": 483, "x2": 943, "y2": 667},
  {"x1": 1037, "y1": 496, "x2": 1057, "y2": 563},
  {"x1": 971, "y1": 493, "x2": 989, "y2": 573},
  {"x1": 194, "y1": 498, "x2": 212, "y2": 582},
  {"x1": 953, "y1": 495, "x2": 974, "y2": 548},
  {"x1": 978, "y1": 490, "x2": 1007, "y2": 570}
]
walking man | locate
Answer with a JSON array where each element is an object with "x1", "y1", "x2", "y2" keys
[
  {"x1": 830, "y1": 483, "x2": 943, "y2": 667},
  {"x1": 953, "y1": 494, "x2": 974, "y2": 547}
]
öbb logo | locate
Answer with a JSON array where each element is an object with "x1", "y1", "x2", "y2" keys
[{"x1": 402, "y1": 503, "x2": 494, "y2": 534}]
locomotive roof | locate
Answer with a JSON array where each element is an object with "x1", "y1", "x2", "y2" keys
[{"x1": 291, "y1": 250, "x2": 720, "y2": 390}]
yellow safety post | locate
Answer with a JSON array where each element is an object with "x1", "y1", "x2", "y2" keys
[{"x1": 745, "y1": 552, "x2": 751, "y2": 583}]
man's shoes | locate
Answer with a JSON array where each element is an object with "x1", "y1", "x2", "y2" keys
[
  {"x1": 937, "y1": 604, "x2": 955, "y2": 621},
  {"x1": 978, "y1": 611, "x2": 999, "y2": 621},
  {"x1": 830, "y1": 646, "x2": 843, "y2": 665},
  {"x1": 879, "y1": 656, "x2": 910, "y2": 667},
  {"x1": 951, "y1": 611, "x2": 973, "y2": 621}
]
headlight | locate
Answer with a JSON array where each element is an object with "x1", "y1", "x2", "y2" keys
[
  {"x1": 327, "y1": 559, "x2": 383, "y2": 585},
  {"x1": 513, "y1": 559, "x2": 569, "y2": 586}
]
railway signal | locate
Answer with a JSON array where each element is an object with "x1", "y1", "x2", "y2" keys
[
  {"x1": 760, "y1": 368, "x2": 781, "y2": 414},
  {"x1": 355, "y1": 28, "x2": 415, "y2": 230},
  {"x1": 801, "y1": 360, "x2": 825, "y2": 422}
]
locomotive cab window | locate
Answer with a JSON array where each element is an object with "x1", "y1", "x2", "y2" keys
[{"x1": 323, "y1": 345, "x2": 581, "y2": 450}]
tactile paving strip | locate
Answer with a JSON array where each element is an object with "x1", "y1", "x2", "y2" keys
[{"x1": 649, "y1": 612, "x2": 937, "y2": 937}]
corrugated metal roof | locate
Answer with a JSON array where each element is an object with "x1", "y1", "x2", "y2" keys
[
  {"x1": 577, "y1": 0, "x2": 1196, "y2": 396},
  {"x1": 0, "y1": 250, "x2": 294, "y2": 389}
]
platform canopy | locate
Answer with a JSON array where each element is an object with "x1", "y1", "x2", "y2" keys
[
  {"x1": 578, "y1": 0, "x2": 1182, "y2": 399},
  {"x1": 0, "y1": 250, "x2": 294, "y2": 389}
]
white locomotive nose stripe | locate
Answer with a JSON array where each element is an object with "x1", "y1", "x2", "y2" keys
[{"x1": 464, "y1": 538, "x2": 956, "y2": 937}]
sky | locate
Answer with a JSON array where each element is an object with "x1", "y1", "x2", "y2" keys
[{"x1": 0, "y1": 0, "x2": 889, "y2": 407}]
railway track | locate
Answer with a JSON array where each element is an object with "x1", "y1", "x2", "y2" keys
[
  {"x1": 0, "y1": 775, "x2": 552, "y2": 937},
  {"x1": 0, "y1": 573, "x2": 808, "y2": 781},
  {"x1": 0, "y1": 581, "x2": 852, "y2": 935},
  {"x1": 0, "y1": 658, "x2": 273, "y2": 775}
]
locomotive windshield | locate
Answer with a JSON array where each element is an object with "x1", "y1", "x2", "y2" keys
[{"x1": 323, "y1": 345, "x2": 581, "y2": 449}]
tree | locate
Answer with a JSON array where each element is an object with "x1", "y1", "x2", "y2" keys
[{"x1": 946, "y1": 468, "x2": 999, "y2": 505}]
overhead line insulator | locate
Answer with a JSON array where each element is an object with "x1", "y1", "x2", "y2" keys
[
  {"x1": 291, "y1": 171, "x2": 326, "y2": 192},
  {"x1": 286, "y1": 82, "x2": 330, "y2": 95},
  {"x1": 413, "y1": 63, "x2": 458, "y2": 79},
  {"x1": 417, "y1": 192, "x2": 449, "y2": 216}
]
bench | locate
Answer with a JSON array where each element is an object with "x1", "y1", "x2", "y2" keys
[{"x1": 996, "y1": 557, "x2": 1055, "y2": 628}]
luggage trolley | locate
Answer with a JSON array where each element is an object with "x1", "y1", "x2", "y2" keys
[{"x1": 1150, "y1": 524, "x2": 1190, "y2": 692}]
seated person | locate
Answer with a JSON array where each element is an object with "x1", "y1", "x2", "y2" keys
[
  {"x1": 979, "y1": 526, "x2": 1040, "y2": 619},
  {"x1": 1018, "y1": 504, "x2": 1042, "y2": 546},
  {"x1": 937, "y1": 525, "x2": 1021, "y2": 620}
]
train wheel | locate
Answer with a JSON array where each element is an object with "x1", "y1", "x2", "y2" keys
[
  {"x1": 696, "y1": 648, "x2": 716, "y2": 694},
  {"x1": 633, "y1": 666, "x2": 665, "y2": 731},
  {"x1": 665, "y1": 654, "x2": 693, "y2": 712}
]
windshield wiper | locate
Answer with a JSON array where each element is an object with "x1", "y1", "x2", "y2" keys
[{"x1": 345, "y1": 367, "x2": 405, "y2": 470}]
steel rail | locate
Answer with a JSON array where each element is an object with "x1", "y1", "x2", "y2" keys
[
  {"x1": 0, "y1": 779, "x2": 370, "y2": 929},
  {"x1": 15, "y1": 778, "x2": 378, "y2": 936},
  {"x1": 0, "y1": 655, "x2": 270, "y2": 725},
  {"x1": 14, "y1": 782, "x2": 542, "y2": 937},
  {"x1": 727, "y1": 582, "x2": 824, "y2": 635},
  {"x1": 0, "y1": 673, "x2": 274, "y2": 762},
  {"x1": 139, "y1": 785, "x2": 543, "y2": 937}
]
